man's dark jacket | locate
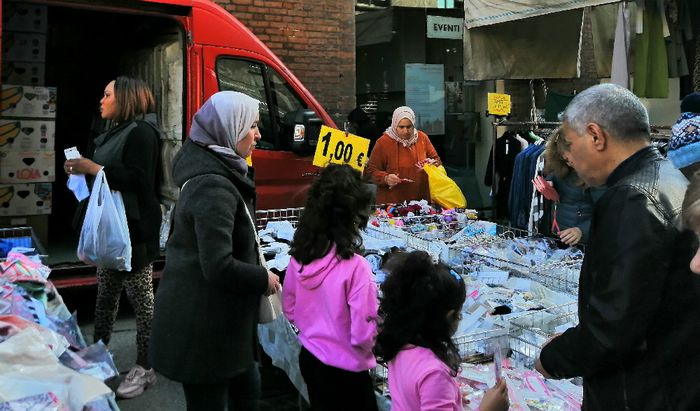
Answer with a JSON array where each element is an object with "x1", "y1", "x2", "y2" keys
[
  {"x1": 150, "y1": 140, "x2": 268, "y2": 383},
  {"x1": 540, "y1": 147, "x2": 700, "y2": 410}
]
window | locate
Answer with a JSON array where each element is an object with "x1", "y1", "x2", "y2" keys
[{"x1": 216, "y1": 58, "x2": 309, "y2": 151}]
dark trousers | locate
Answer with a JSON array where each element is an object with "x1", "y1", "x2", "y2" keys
[
  {"x1": 298, "y1": 346, "x2": 378, "y2": 411},
  {"x1": 182, "y1": 366, "x2": 261, "y2": 411}
]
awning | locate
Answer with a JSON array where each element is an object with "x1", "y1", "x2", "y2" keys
[
  {"x1": 464, "y1": 0, "x2": 619, "y2": 29},
  {"x1": 464, "y1": 9, "x2": 585, "y2": 80}
]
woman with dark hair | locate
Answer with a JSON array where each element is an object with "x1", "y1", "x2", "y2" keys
[
  {"x1": 283, "y1": 164, "x2": 378, "y2": 411},
  {"x1": 63, "y1": 75, "x2": 162, "y2": 399},
  {"x1": 375, "y1": 251, "x2": 508, "y2": 411}
]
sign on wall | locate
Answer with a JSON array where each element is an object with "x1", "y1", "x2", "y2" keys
[
  {"x1": 405, "y1": 64, "x2": 445, "y2": 135},
  {"x1": 427, "y1": 16, "x2": 463, "y2": 39}
]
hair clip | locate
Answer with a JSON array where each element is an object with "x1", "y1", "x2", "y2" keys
[{"x1": 449, "y1": 269, "x2": 462, "y2": 282}]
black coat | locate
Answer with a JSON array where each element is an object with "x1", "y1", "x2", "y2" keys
[
  {"x1": 89, "y1": 116, "x2": 161, "y2": 271},
  {"x1": 540, "y1": 147, "x2": 700, "y2": 410},
  {"x1": 149, "y1": 140, "x2": 268, "y2": 383}
]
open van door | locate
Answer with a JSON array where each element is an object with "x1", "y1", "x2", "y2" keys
[{"x1": 202, "y1": 46, "x2": 327, "y2": 209}]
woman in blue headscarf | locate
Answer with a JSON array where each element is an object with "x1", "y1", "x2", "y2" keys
[{"x1": 150, "y1": 91, "x2": 280, "y2": 411}]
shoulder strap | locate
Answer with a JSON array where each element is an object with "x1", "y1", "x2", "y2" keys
[{"x1": 242, "y1": 202, "x2": 268, "y2": 269}]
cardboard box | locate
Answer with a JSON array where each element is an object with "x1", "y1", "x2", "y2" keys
[
  {"x1": 2, "y1": 4, "x2": 48, "y2": 33},
  {"x1": 2, "y1": 32, "x2": 46, "y2": 62},
  {"x1": 0, "y1": 119, "x2": 55, "y2": 151},
  {"x1": 0, "y1": 183, "x2": 52, "y2": 216},
  {"x1": 0, "y1": 151, "x2": 55, "y2": 183},
  {"x1": 0, "y1": 85, "x2": 57, "y2": 119},
  {"x1": 1, "y1": 61, "x2": 45, "y2": 86}
]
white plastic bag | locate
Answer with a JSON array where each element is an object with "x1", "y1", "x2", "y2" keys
[{"x1": 77, "y1": 169, "x2": 132, "y2": 271}]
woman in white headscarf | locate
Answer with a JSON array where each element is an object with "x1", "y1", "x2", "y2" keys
[
  {"x1": 366, "y1": 106, "x2": 441, "y2": 204},
  {"x1": 150, "y1": 91, "x2": 280, "y2": 411}
]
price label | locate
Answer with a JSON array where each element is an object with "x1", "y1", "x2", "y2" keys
[
  {"x1": 312, "y1": 125, "x2": 370, "y2": 172},
  {"x1": 487, "y1": 93, "x2": 511, "y2": 116}
]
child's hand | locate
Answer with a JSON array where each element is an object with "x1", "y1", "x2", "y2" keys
[{"x1": 480, "y1": 379, "x2": 509, "y2": 411}]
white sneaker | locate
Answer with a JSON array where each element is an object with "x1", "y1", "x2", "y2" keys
[{"x1": 116, "y1": 365, "x2": 157, "y2": 399}]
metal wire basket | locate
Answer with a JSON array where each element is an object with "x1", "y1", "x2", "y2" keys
[
  {"x1": 0, "y1": 226, "x2": 46, "y2": 260},
  {"x1": 456, "y1": 234, "x2": 583, "y2": 295},
  {"x1": 507, "y1": 302, "x2": 578, "y2": 367},
  {"x1": 255, "y1": 207, "x2": 304, "y2": 230}
]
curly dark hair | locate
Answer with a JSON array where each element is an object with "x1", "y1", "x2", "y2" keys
[
  {"x1": 374, "y1": 251, "x2": 466, "y2": 376},
  {"x1": 289, "y1": 164, "x2": 372, "y2": 264}
]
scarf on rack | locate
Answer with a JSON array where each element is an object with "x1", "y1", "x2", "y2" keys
[
  {"x1": 189, "y1": 91, "x2": 260, "y2": 175},
  {"x1": 385, "y1": 106, "x2": 419, "y2": 148}
]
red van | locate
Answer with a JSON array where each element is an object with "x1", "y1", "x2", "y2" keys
[{"x1": 0, "y1": 0, "x2": 331, "y2": 287}]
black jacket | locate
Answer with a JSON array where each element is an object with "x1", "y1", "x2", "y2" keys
[
  {"x1": 540, "y1": 147, "x2": 700, "y2": 410},
  {"x1": 90, "y1": 115, "x2": 161, "y2": 271},
  {"x1": 149, "y1": 140, "x2": 268, "y2": 383}
]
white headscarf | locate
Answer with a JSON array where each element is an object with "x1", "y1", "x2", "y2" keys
[
  {"x1": 189, "y1": 91, "x2": 260, "y2": 174},
  {"x1": 385, "y1": 106, "x2": 419, "y2": 148}
]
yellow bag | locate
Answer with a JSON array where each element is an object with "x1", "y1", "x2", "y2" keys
[{"x1": 423, "y1": 164, "x2": 467, "y2": 209}]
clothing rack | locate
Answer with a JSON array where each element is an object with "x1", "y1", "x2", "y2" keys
[{"x1": 489, "y1": 119, "x2": 561, "y2": 220}]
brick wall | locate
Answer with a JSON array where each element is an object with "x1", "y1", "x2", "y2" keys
[{"x1": 215, "y1": 1, "x2": 356, "y2": 126}]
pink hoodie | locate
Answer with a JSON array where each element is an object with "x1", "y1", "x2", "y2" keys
[
  {"x1": 282, "y1": 245, "x2": 378, "y2": 372},
  {"x1": 389, "y1": 345, "x2": 462, "y2": 411}
]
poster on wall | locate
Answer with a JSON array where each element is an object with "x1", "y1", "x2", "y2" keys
[{"x1": 405, "y1": 64, "x2": 445, "y2": 135}]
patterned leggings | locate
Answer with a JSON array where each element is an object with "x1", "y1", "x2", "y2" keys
[{"x1": 93, "y1": 264, "x2": 154, "y2": 368}]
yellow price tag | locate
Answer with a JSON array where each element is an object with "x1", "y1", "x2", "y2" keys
[
  {"x1": 487, "y1": 93, "x2": 511, "y2": 116},
  {"x1": 312, "y1": 126, "x2": 370, "y2": 172}
]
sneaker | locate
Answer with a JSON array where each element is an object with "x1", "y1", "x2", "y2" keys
[{"x1": 116, "y1": 365, "x2": 157, "y2": 399}]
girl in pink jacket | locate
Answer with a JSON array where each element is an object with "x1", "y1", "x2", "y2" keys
[
  {"x1": 375, "y1": 251, "x2": 509, "y2": 411},
  {"x1": 283, "y1": 164, "x2": 378, "y2": 411}
]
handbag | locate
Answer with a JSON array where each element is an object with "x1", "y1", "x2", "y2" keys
[
  {"x1": 77, "y1": 169, "x2": 132, "y2": 271},
  {"x1": 241, "y1": 202, "x2": 283, "y2": 324}
]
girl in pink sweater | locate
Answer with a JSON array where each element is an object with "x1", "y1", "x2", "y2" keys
[
  {"x1": 283, "y1": 164, "x2": 379, "y2": 411},
  {"x1": 374, "y1": 251, "x2": 509, "y2": 411}
]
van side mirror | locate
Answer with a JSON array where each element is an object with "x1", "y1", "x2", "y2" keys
[{"x1": 282, "y1": 109, "x2": 322, "y2": 155}]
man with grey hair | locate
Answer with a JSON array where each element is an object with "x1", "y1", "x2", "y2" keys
[{"x1": 535, "y1": 84, "x2": 700, "y2": 410}]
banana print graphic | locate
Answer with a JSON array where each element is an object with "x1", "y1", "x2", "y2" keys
[
  {"x1": 0, "y1": 122, "x2": 21, "y2": 147},
  {"x1": 0, "y1": 86, "x2": 24, "y2": 112},
  {"x1": 0, "y1": 186, "x2": 14, "y2": 207}
]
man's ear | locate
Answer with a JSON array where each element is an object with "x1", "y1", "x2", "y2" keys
[{"x1": 586, "y1": 123, "x2": 607, "y2": 151}]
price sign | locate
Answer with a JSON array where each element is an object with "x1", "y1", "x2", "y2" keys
[
  {"x1": 312, "y1": 125, "x2": 371, "y2": 172},
  {"x1": 487, "y1": 93, "x2": 511, "y2": 116}
]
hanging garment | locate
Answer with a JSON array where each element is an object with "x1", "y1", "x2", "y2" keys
[
  {"x1": 611, "y1": 2, "x2": 631, "y2": 87},
  {"x1": 633, "y1": 0, "x2": 669, "y2": 98},
  {"x1": 590, "y1": 3, "x2": 619, "y2": 79},
  {"x1": 485, "y1": 132, "x2": 522, "y2": 219},
  {"x1": 544, "y1": 91, "x2": 575, "y2": 122},
  {"x1": 509, "y1": 143, "x2": 546, "y2": 228}
]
